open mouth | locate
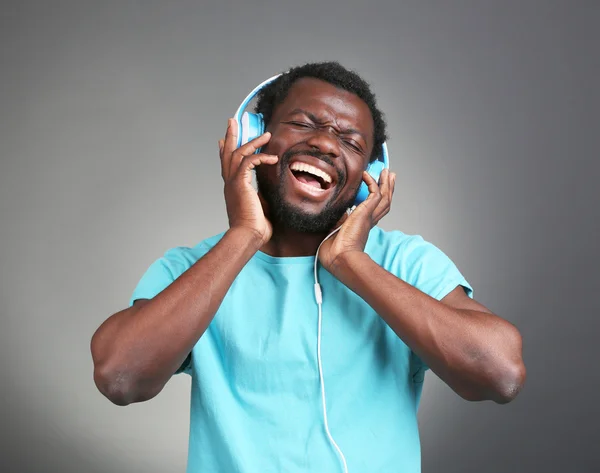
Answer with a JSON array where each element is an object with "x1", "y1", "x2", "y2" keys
[{"x1": 289, "y1": 162, "x2": 334, "y2": 191}]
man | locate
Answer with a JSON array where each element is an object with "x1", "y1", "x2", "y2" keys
[{"x1": 91, "y1": 62, "x2": 526, "y2": 473}]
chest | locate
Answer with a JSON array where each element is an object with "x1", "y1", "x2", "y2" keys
[{"x1": 198, "y1": 264, "x2": 411, "y2": 396}]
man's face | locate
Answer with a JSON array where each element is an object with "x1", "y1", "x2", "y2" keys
[{"x1": 256, "y1": 77, "x2": 375, "y2": 233}]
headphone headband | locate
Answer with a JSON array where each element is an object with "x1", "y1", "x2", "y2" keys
[{"x1": 233, "y1": 74, "x2": 282, "y2": 139}]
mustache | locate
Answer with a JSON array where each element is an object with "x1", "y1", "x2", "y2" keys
[{"x1": 280, "y1": 149, "x2": 345, "y2": 185}]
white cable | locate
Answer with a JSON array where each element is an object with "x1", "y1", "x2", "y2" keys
[{"x1": 313, "y1": 209, "x2": 354, "y2": 473}]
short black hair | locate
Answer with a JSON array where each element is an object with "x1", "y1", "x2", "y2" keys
[{"x1": 255, "y1": 61, "x2": 388, "y2": 162}]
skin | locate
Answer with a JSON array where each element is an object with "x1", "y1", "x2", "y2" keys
[{"x1": 91, "y1": 77, "x2": 526, "y2": 407}]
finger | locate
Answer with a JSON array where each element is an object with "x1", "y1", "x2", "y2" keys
[
  {"x1": 373, "y1": 171, "x2": 394, "y2": 224},
  {"x1": 380, "y1": 167, "x2": 392, "y2": 202},
  {"x1": 221, "y1": 119, "x2": 237, "y2": 178},
  {"x1": 380, "y1": 168, "x2": 391, "y2": 201},
  {"x1": 373, "y1": 169, "x2": 394, "y2": 221},
  {"x1": 230, "y1": 131, "x2": 272, "y2": 176},
  {"x1": 371, "y1": 171, "x2": 389, "y2": 224},
  {"x1": 222, "y1": 118, "x2": 237, "y2": 155},
  {"x1": 237, "y1": 153, "x2": 279, "y2": 183},
  {"x1": 218, "y1": 139, "x2": 226, "y2": 177},
  {"x1": 373, "y1": 203, "x2": 391, "y2": 225},
  {"x1": 361, "y1": 170, "x2": 383, "y2": 211},
  {"x1": 363, "y1": 169, "x2": 381, "y2": 193}
]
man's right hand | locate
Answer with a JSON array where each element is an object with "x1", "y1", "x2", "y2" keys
[{"x1": 219, "y1": 118, "x2": 278, "y2": 245}]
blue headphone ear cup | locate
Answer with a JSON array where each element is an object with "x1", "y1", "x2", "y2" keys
[
  {"x1": 239, "y1": 112, "x2": 264, "y2": 153},
  {"x1": 353, "y1": 160, "x2": 386, "y2": 205},
  {"x1": 354, "y1": 182, "x2": 369, "y2": 205}
]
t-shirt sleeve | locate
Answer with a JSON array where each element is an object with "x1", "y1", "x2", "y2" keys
[
  {"x1": 129, "y1": 257, "x2": 175, "y2": 306},
  {"x1": 128, "y1": 249, "x2": 193, "y2": 375},
  {"x1": 395, "y1": 235, "x2": 474, "y2": 383}
]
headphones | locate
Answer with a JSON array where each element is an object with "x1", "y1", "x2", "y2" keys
[{"x1": 233, "y1": 74, "x2": 390, "y2": 206}]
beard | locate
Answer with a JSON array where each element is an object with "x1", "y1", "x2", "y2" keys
[{"x1": 255, "y1": 148, "x2": 359, "y2": 234}]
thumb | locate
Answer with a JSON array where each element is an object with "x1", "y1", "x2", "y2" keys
[{"x1": 334, "y1": 209, "x2": 351, "y2": 228}]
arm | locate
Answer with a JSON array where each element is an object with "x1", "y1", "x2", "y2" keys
[
  {"x1": 91, "y1": 227, "x2": 262, "y2": 405},
  {"x1": 330, "y1": 252, "x2": 526, "y2": 404},
  {"x1": 91, "y1": 119, "x2": 279, "y2": 406},
  {"x1": 319, "y1": 169, "x2": 526, "y2": 404}
]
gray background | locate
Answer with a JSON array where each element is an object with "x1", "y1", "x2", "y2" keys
[{"x1": 1, "y1": 1, "x2": 598, "y2": 472}]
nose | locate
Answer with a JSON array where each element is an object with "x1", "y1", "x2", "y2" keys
[{"x1": 305, "y1": 127, "x2": 341, "y2": 158}]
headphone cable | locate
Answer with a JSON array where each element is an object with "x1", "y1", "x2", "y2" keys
[{"x1": 313, "y1": 207, "x2": 356, "y2": 473}]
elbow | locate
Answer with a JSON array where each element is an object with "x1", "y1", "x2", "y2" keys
[
  {"x1": 93, "y1": 365, "x2": 136, "y2": 406},
  {"x1": 494, "y1": 326, "x2": 527, "y2": 404},
  {"x1": 464, "y1": 325, "x2": 527, "y2": 404},
  {"x1": 91, "y1": 342, "x2": 134, "y2": 405},
  {"x1": 491, "y1": 327, "x2": 527, "y2": 404},
  {"x1": 93, "y1": 363, "x2": 160, "y2": 406},
  {"x1": 458, "y1": 360, "x2": 526, "y2": 404},
  {"x1": 488, "y1": 322, "x2": 527, "y2": 404},
  {"x1": 90, "y1": 333, "x2": 160, "y2": 406},
  {"x1": 491, "y1": 359, "x2": 527, "y2": 404}
]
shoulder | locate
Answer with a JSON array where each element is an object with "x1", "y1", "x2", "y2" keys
[
  {"x1": 128, "y1": 231, "x2": 227, "y2": 306},
  {"x1": 365, "y1": 226, "x2": 440, "y2": 264},
  {"x1": 159, "y1": 231, "x2": 227, "y2": 273},
  {"x1": 366, "y1": 226, "x2": 473, "y2": 300}
]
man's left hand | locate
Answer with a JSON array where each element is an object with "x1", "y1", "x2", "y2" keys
[{"x1": 318, "y1": 168, "x2": 396, "y2": 274}]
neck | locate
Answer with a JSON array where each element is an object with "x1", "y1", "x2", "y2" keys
[{"x1": 259, "y1": 225, "x2": 330, "y2": 257}]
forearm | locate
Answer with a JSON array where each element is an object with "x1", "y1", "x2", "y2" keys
[
  {"x1": 331, "y1": 252, "x2": 525, "y2": 403},
  {"x1": 91, "y1": 227, "x2": 262, "y2": 404}
]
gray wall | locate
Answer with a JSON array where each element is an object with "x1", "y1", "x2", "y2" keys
[{"x1": 1, "y1": 1, "x2": 598, "y2": 472}]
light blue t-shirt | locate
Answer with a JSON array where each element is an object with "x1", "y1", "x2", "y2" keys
[{"x1": 129, "y1": 226, "x2": 472, "y2": 473}]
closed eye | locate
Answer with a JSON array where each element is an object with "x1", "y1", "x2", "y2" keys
[
  {"x1": 284, "y1": 119, "x2": 365, "y2": 153},
  {"x1": 343, "y1": 139, "x2": 362, "y2": 153},
  {"x1": 285, "y1": 121, "x2": 313, "y2": 128}
]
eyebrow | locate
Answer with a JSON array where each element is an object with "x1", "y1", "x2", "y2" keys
[{"x1": 288, "y1": 108, "x2": 368, "y2": 144}]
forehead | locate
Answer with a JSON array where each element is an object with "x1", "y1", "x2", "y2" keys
[{"x1": 273, "y1": 78, "x2": 374, "y2": 138}]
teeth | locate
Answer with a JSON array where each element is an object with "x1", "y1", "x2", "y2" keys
[{"x1": 289, "y1": 162, "x2": 332, "y2": 183}]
